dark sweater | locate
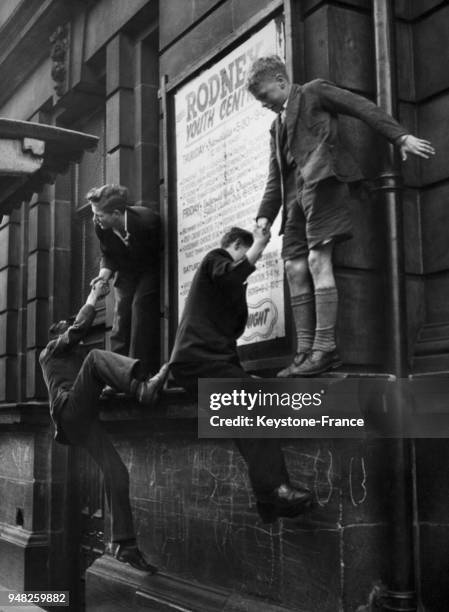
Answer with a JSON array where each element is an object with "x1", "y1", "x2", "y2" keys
[
  {"x1": 95, "y1": 206, "x2": 160, "y2": 276},
  {"x1": 170, "y1": 249, "x2": 256, "y2": 364}
]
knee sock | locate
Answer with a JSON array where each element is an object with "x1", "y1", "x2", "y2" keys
[
  {"x1": 312, "y1": 287, "x2": 338, "y2": 352},
  {"x1": 291, "y1": 292, "x2": 315, "y2": 353}
]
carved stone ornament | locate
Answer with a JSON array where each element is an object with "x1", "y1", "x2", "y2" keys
[{"x1": 50, "y1": 24, "x2": 70, "y2": 98}]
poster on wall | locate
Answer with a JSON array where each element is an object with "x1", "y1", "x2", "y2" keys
[{"x1": 175, "y1": 18, "x2": 285, "y2": 346}]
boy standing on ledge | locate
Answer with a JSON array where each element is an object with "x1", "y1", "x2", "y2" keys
[{"x1": 247, "y1": 56, "x2": 435, "y2": 376}]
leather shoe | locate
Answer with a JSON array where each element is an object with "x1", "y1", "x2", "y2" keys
[
  {"x1": 115, "y1": 543, "x2": 158, "y2": 573},
  {"x1": 101, "y1": 385, "x2": 119, "y2": 398},
  {"x1": 289, "y1": 349, "x2": 342, "y2": 377},
  {"x1": 137, "y1": 363, "x2": 170, "y2": 404},
  {"x1": 277, "y1": 352, "x2": 309, "y2": 378},
  {"x1": 101, "y1": 386, "x2": 134, "y2": 400},
  {"x1": 257, "y1": 483, "x2": 313, "y2": 523}
]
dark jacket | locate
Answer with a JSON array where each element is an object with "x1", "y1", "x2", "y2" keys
[
  {"x1": 170, "y1": 249, "x2": 256, "y2": 363},
  {"x1": 95, "y1": 206, "x2": 160, "y2": 276},
  {"x1": 257, "y1": 80, "x2": 408, "y2": 232},
  {"x1": 39, "y1": 304, "x2": 95, "y2": 443}
]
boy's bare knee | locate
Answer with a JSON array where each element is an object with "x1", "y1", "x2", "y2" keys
[
  {"x1": 285, "y1": 257, "x2": 308, "y2": 279},
  {"x1": 307, "y1": 251, "x2": 322, "y2": 275}
]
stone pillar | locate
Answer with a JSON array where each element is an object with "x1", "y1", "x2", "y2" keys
[
  {"x1": 105, "y1": 33, "x2": 134, "y2": 190},
  {"x1": 0, "y1": 210, "x2": 20, "y2": 401},
  {"x1": 26, "y1": 190, "x2": 51, "y2": 400},
  {"x1": 134, "y1": 37, "x2": 159, "y2": 208},
  {"x1": 48, "y1": 172, "x2": 72, "y2": 324},
  {"x1": 103, "y1": 34, "x2": 135, "y2": 346}
]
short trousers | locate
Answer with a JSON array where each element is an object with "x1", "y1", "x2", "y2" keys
[{"x1": 281, "y1": 175, "x2": 353, "y2": 261}]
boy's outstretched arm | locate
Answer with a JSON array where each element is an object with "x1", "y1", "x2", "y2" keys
[
  {"x1": 315, "y1": 79, "x2": 436, "y2": 161},
  {"x1": 52, "y1": 282, "x2": 110, "y2": 354}
]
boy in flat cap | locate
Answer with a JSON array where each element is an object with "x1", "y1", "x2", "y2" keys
[{"x1": 40, "y1": 281, "x2": 167, "y2": 571}]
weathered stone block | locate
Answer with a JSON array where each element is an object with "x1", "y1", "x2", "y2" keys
[
  {"x1": 419, "y1": 93, "x2": 449, "y2": 186},
  {"x1": 406, "y1": 275, "x2": 425, "y2": 356},
  {"x1": 160, "y1": 2, "x2": 233, "y2": 79},
  {"x1": 160, "y1": 0, "x2": 194, "y2": 50},
  {"x1": 135, "y1": 39, "x2": 158, "y2": 87},
  {"x1": 134, "y1": 142, "x2": 159, "y2": 206},
  {"x1": 421, "y1": 183, "x2": 449, "y2": 274},
  {"x1": 403, "y1": 188, "x2": 423, "y2": 275},
  {"x1": 0, "y1": 310, "x2": 18, "y2": 355},
  {"x1": 27, "y1": 251, "x2": 49, "y2": 301},
  {"x1": 106, "y1": 33, "x2": 134, "y2": 96},
  {"x1": 106, "y1": 89, "x2": 135, "y2": 151},
  {"x1": 0, "y1": 478, "x2": 33, "y2": 527},
  {"x1": 304, "y1": 0, "x2": 370, "y2": 13},
  {"x1": 0, "y1": 355, "x2": 17, "y2": 401},
  {"x1": 342, "y1": 525, "x2": 389, "y2": 611},
  {"x1": 28, "y1": 201, "x2": 50, "y2": 253},
  {"x1": 0, "y1": 267, "x2": 20, "y2": 312},
  {"x1": 304, "y1": 5, "x2": 374, "y2": 93},
  {"x1": 0, "y1": 527, "x2": 49, "y2": 592},
  {"x1": 26, "y1": 349, "x2": 46, "y2": 400},
  {"x1": 26, "y1": 299, "x2": 49, "y2": 349},
  {"x1": 415, "y1": 439, "x2": 449, "y2": 523},
  {"x1": 106, "y1": 147, "x2": 134, "y2": 192},
  {"x1": 335, "y1": 270, "x2": 384, "y2": 365},
  {"x1": 395, "y1": 0, "x2": 442, "y2": 20},
  {"x1": 134, "y1": 83, "x2": 159, "y2": 146},
  {"x1": 414, "y1": 4, "x2": 449, "y2": 100},
  {"x1": 396, "y1": 21, "x2": 415, "y2": 102},
  {"x1": 425, "y1": 272, "x2": 449, "y2": 324},
  {"x1": 231, "y1": 0, "x2": 274, "y2": 30},
  {"x1": 52, "y1": 197, "x2": 71, "y2": 250},
  {"x1": 0, "y1": 221, "x2": 21, "y2": 269},
  {"x1": 420, "y1": 524, "x2": 449, "y2": 612}
]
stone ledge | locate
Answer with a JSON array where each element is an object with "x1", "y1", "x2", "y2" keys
[
  {"x1": 0, "y1": 402, "x2": 49, "y2": 427},
  {"x1": 0, "y1": 391, "x2": 197, "y2": 432},
  {"x1": 86, "y1": 554, "x2": 294, "y2": 612},
  {"x1": 0, "y1": 370, "x2": 406, "y2": 431},
  {"x1": 99, "y1": 388, "x2": 197, "y2": 422}
]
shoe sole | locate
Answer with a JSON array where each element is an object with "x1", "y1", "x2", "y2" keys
[
  {"x1": 292, "y1": 358, "x2": 342, "y2": 377},
  {"x1": 277, "y1": 356, "x2": 310, "y2": 378}
]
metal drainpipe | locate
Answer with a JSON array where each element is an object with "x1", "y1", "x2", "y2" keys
[{"x1": 372, "y1": 1, "x2": 416, "y2": 611}]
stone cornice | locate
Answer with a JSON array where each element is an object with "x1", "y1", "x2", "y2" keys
[{"x1": 0, "y1": 118, "x2": 98, "y2": 218}]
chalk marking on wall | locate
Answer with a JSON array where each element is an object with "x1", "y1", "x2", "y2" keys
[
  {"x1": 349, "y1": 456, "x2": 367, "y2": 506},
  {"x1": 313, "y1": 448, "x2": 333, "y2": 506}
]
